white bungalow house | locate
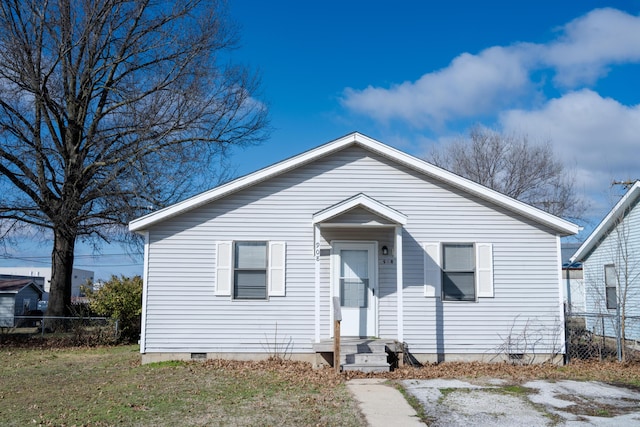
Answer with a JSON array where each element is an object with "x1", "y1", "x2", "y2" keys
[
  {"x1": 571, "y1": 181, "x2": 640, "y2": 342},
  {"x1": 130, "y1": 133, "x2": 579, "y2": 367}
]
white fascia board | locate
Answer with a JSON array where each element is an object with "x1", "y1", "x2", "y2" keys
[
  {"x1": 570, "y1": 181, "x2": 640, "y2": 262},
  {"x1": 130, "y1": 131, "x2": 580, "y2": 236},
  {"x1": 356, "y1": 134, "x2": 581, "y2": 236},
  {"x1": 129, "y1": 133, "x2": 361, "y2": 232},
  {"x1": 312, "y1": 193, "x2": 407, "y2": 225}
]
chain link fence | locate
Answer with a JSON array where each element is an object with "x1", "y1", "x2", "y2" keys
[
  {"x1": 1, "y1": 315, "x2": 118, "y2": 346},
  {"x1": 565, "y1": 311, "x2": 640, "y2": 362}
]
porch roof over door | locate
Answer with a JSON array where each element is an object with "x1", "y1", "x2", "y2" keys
[{"x1": 312, "y1": 193, "x2": 407, "y2": 227}]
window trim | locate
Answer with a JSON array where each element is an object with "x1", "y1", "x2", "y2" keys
[
  {"x1": 423, "y1": 241, "x2": 493, "y2": 301},
  {"x1": 215, "y1": 240, "x2": 286, "y2": 299},
  {"x1": 233, "y1": 241, "x2": 268, "y2": 300},
  {"x1": 604, "y1": 263, "x2": 617, "y2": 310},
  {"x1": 441, "y1": 243, "x2": 476, "y2": 302}
]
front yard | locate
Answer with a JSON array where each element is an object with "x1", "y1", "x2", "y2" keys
[
  {"x1": 1, "y1": 342, "x2": 640, "y2": 426},
  {"x1": 0, "y1": 345, "x2": 363, "y2": 426}
]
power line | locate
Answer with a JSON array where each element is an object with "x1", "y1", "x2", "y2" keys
[{"x1": 0, "y1": 252, "x2": 143, "y2": 260}]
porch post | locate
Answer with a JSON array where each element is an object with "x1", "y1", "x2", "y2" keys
[
  {"x1": 395, "y1": 225, "x2": 404, "y2": 342},
  {"x1": 314, "y1": 224, "x2": 321, "y2": 343}
]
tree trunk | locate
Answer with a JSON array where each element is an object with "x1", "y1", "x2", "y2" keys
[{"x1": 47, "y1": 229, "x2": 77, "y2": 316}]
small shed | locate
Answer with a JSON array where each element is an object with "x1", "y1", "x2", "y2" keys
[{"x1": 0, "y1": 279, "x2": 43, "y2": 327}]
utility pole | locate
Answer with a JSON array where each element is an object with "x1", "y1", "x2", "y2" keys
[{"x1": 611, "y1": 180, "x2": 638, "y2": 190}]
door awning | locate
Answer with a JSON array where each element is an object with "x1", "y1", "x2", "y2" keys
[{"x1": 312, "y1": 193, "x2": 407, "y2": 226}]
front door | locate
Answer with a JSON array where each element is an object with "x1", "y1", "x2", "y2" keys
[{"x1": 332, "y1": 242, "x2": 377, "y2": 337}]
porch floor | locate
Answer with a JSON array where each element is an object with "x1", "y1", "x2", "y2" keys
[{"x1": 312, "y1": 338, "x2": 400, "y2": 352}]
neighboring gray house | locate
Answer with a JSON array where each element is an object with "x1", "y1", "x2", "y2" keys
[
  {"x1": 0, "y1": 267, "x2": 94, "y2": 301},
  {"x1": 571, "y1": 181, "x2": 640, "y2": 342},
  {"x1": 0, "y1": 279, "x2": 43, "y2": 327},
  {"x1": 130, "y1": 133, "x2": 579, "y2": 365}
]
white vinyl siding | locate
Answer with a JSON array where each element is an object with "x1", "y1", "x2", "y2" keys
[
  {"x1": 583, "y1": 196, "x2": 640, "y2": 342},
  {"x1": 143, "y1": 145, "x2": 565, "y2": 355}
]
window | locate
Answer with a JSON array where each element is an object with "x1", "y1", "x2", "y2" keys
[
  {"x1": 424, "y1": 242, "x2": 493, "y2": 299},
  {"x1": 442, "y1": 243, "x2": 475, "y2": 301},
  {"x1": 234, "y1": 241, "x2": 268, "y2": 300},
  {"x1": 604, "y1": 264, "x2": 617, "y2": 310}
]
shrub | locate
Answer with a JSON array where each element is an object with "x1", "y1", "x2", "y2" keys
[{"x1": 86, "y1": 275, "x2": 143, "y2": 343}]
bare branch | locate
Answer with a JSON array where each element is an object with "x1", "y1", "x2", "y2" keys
[
  {"x1": 428, "y1": 125, "x2": 587, "y2": 221},
  {"x1": 0, "y1": 0, "x2": 270, "y2": 315}
]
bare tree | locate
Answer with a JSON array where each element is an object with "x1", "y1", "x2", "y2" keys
[
  {"x1": 0, "y1": 0, "x2": 269, "y2": 316},
  {"x1": 428, "y1": 126, "x2": 585, "y2": 220}
]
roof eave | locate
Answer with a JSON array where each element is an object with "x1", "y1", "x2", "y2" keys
[
  {"x1": 129, "y1": 133, "x2": 361, "y2": 232},
  {"x1": 130, "y1": 132, "x2": 580, "y2": 236},
  {"x1": 570, "y1": 181, "x2": 640, "y2": 262}
]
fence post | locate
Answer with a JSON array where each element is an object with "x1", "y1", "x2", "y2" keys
[
  {"x1": 615, "y1": 302, "x2": 622, "y2": 362},
  {"x1": 564, "y1": 304, "x2": 570, "y2": 364},
  {"x1": 115, "y1": 319, "x2": 119, "y2": 339}
]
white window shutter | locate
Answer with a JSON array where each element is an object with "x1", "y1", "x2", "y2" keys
[
  {"x1": 476, "y1": 243, "x2": 494, "y2": 298},
  {"x1": 215, "y1": 241, "x2": 232, "y2": 296},
  {"x1": 268, "y1": 241, "x2": 286, "y2": 296},
  {"x1": 423, "y1": 242, "x2": 441, "y2": 297}
]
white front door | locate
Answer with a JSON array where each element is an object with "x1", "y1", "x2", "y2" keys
[{"x1": 332, "y1": 242, "x2": 377, "y2": 337}]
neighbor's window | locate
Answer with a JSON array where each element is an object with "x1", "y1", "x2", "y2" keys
[
  {"x1": 234, "y1": 241, "x2": 268, "y2": 300},
  {"x1": 604, "y1": 264, "x2": 617, "y2": 310},
  {"x1": 442, "y1": 243, "x2": 475, "y2": 301}
]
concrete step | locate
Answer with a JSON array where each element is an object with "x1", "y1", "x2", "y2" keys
[
  {"x1": 342, "y1": 352, "x2": 389, "y2": 365},
  {"x1": 342, "y1": 362, "x2": 390, "y2": 373},
  {"x1": 313, "y1": 338, "x2": 396, "y2": 372},
  {"x1": 339, "y1": 342, "x2": 387, "y2": 355}
]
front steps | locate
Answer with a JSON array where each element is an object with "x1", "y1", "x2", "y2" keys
[{"x1": 314, "y1": 338, "x2": 398, "y2": 373}]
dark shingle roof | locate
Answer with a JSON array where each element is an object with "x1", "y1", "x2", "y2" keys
[{"x1": 0, "y1": 278, "x2": 38, "y2": 292}]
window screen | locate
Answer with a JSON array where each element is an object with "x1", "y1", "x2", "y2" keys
[
  {"x1": 442, "y1": 243, "x2": 475, "y2": 301},
  {"x1": 234, "y1": 242, "x2": 267, "y2": 299},
  {"x1": 604, "y1": 264, "x2": 617, "y2": 310}
]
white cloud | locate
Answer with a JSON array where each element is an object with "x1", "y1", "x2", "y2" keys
[
  {"x1": 543, "y1": 8, "x2": 640, "y2": 87},
  {"x1": 342, "y1": 8, "x2": 640, "y2": 128},
  {"x1": 341, "y1": 45, "x2": 534, "y2": 127},
  {"x1": 499, "y1": 89, "x2": 640, "y2": 193}
]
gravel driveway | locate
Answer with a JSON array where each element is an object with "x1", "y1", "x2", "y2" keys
[{"x1": 402, "y1": 378, "x2": 640, "y2": 426}]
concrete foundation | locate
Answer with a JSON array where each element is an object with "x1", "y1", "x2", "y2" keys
[
  {"x1": 141, "y1": 351, "x2": 318, "y2": 365},
  {"x1": 141, "y1": 349, "x2": 563, "y2": 366}
]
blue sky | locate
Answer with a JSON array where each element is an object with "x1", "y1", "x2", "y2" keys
[{"x1": 2, "y1": 0, "x2": 640, "y2": 280}]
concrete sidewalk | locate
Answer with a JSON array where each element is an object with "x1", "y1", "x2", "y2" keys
[{"x1": 346, "y1": 378, "x2": 424, "y2": 426}]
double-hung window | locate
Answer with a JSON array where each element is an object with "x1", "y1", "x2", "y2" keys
[
  {"x1": 215, "y1": 240, "x2": 286, "y2": 299},
  {"x1": 234, "y1": 241, "x2": 268, "y2": 300},
  {"x1": 442, "y1": 243, "x2": 476, "y2": 301},
  {"x1": 604, "y1": 264, "x2": 617, "y2": 310}
]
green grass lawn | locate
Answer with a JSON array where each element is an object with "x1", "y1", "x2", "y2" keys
[{"x1": 0, "y1": 345, "x2": 364, "y2": 426}]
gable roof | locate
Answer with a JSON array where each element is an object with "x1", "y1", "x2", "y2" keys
[
  {"x1": 129, "y1": 132, "x2": 580, "y2": 236},
  {"x1": 313, "y1": 193, "x2": 407, "y2": 225},
  {"x1": 0, "y1": 279, "x2": 42, "y2": 294},
  {"x1": 571, "y1": 181, "x2": 640, "y2": 262}
]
